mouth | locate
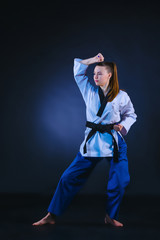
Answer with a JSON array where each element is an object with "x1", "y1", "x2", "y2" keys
[{"x1": 95, "y1": 80, "x2": 99, "y2": 83}]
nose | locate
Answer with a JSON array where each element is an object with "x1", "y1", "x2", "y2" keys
[{"x1": 94, "y1": 74, "x2": 98, "y2": 79}]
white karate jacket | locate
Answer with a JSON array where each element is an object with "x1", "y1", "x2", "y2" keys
[{"x1": 73, "y1": 58, "x2": 137, "y2": 157}]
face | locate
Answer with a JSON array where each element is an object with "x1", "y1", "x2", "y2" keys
[{"x1": 93, "y1": 66, "x2": 112, "y2": 88}]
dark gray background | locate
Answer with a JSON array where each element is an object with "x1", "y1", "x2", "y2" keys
[{"x1": 1, "y1": 0, "x2": 160, "y2": 196}]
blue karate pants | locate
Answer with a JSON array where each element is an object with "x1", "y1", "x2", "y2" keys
[{"x1": 47, "y1": 133, "x2": 130, "y2": 220}]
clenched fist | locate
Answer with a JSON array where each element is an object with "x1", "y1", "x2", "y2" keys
[
  {"x1": 94, "y1": 53, "x2": 104, "y2": 63},
  {"x1": 113, "y1": 124, "x2": 124, "y2": 132}
]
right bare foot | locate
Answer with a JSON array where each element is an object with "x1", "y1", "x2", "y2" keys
[
  {"x1": 104, "y1": 214, "x2": 123, "y2": 227},
  {"x1": 32, "y1": 212, "x2": 56, "y2": 226}
]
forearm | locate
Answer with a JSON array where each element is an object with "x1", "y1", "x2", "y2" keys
[
  {"x1": 80, "y1": 53, "x2": 104, "y2": 65},
  {"x1": 80, "y1": 57, "x2": 96, "y2": 65}
]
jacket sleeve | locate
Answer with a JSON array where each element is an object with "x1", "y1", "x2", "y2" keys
[
  {"x1": 119, "y1": 92, "x2": 137, "y2": 136},
  {"x1": 73, "y1": 58, "x2": 94, "y2": 104}
]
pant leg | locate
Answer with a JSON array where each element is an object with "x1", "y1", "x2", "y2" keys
[
  {"x1": 105, "y1": 133, "x2": 130, "y2": 220},
  {"x1": 48, "y1": 152, "x2": 102, "y2": 216}
]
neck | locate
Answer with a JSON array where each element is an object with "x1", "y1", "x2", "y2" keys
[{"x1": 100, "y1": 84, "x2": 110, "y2": 96}]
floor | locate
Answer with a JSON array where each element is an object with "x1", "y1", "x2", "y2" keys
[{"x1": 1, "y1": 194, "x2": 160, "y2": 240}]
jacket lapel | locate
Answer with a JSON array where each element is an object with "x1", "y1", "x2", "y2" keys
[{"x1": 97, "y1": 87, "x2": 109, "y2": 117}]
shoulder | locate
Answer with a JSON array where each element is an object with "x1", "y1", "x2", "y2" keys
[
  {"x1": 119, "y1": 89, "x2": 130, "y2": 99},
  {"x1": 113, "y1": 89, "x2": 130, "y2": 105}
]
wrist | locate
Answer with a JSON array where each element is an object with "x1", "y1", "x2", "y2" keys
[{"x1": 88, "y1": 57, "x2": 96, "y2": 65}]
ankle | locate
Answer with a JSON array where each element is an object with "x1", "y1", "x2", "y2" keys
[{"x1": 48, "y1": 212, "x2": 56, "y2": 218}]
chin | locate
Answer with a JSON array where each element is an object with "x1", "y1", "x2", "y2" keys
[{"x1": 95, "y1": 82, "x2": 100, "y2": 86}]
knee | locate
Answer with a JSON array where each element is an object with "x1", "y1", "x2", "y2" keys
[
  {"x1": 60, "y1": 171, "x2": 74, "y2": 186},
  {"x1": 60, "y1": 172, "x2": 69, "y2": 183},
  {"x1": 120, "y1": 175, "x2": 130, "y2": 190},
  {"x1": 116, "y1": 178, "x2": 130, "y2": 197}
]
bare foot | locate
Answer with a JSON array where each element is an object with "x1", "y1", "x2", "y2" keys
[
  {"x1": 32, "y1": 212, "x2": 56, "y2": 226},
  {"x1": 104, "y1": 214, "x2": 123, "y2": 227}
]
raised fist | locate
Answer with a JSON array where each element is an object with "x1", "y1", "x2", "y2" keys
[{"x1": 94, "y1": 53, "x2": 104, "y2": 62}]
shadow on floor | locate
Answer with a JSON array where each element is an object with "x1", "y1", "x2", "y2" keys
[{"x1": 0, "y1": 194, "x2": 160, "y2": 240}]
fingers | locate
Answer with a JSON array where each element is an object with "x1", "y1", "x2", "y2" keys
[
  {"x1": 95, "y1": 53, "x2": 104, "y2": 62},
  {"x1": 117, "y1": 124, "x2": 123, "y2": 131},
  {"x1": 113, "y1": 124, "x2": 123, "y2": 131}
]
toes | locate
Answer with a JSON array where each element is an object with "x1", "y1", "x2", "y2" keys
[
  {"x1": 112, "y1": 220, "x2": 123, "y2": 227},
  {"x1": 104, "y1": 215, "x2": 123, "y2": 227},
  {"x1": 32, "y1": 218, "x2": 55, "y2": 226},
  {"x1": 32, "y1": 220, "x2": 44, "y2": 226}
]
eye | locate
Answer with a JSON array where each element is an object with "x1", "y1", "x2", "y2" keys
[{"x1": 93, "y1": 72, "x2": 102, "y2": 75}]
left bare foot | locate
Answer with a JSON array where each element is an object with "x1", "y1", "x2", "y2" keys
[
  {"x1": 104, "y1": 214, "x2": 123, "y2": 227},
  {"x1": 32, "y1": 212, "x2": 56, "y2": 226}
]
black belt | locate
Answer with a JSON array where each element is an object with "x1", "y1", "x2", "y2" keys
[{"x1": 83, "y1": 121, "x2": 119, "y2": 162}]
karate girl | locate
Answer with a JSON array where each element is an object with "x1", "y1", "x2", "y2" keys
[{"x1": 33, "y1": 53, "x2": 137, "y2": 227}]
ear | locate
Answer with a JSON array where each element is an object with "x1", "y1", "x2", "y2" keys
[{"x1": 109, "y1": 72, "x2": 112, "y2": 78}]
